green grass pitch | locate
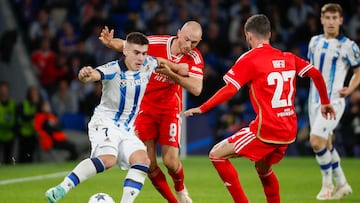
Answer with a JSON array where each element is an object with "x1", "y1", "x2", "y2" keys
[{"x1": 0, "y1": 156, "x2": 359, "y2": 203}]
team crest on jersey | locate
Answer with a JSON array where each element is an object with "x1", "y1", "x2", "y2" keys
[
  {"x1": 355, "y1": 52, "x2": 360, "y2": 59},
  {"x1": 120, "y1": 79, "x2": 127, "y2": 86},
  {"x1": 120, "y1": 77, "x2": 148, "y2": 87}
]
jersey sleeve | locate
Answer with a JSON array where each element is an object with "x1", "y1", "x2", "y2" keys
[
  {"x1": 292, "y1": 53, "x2": 314, "y2": 77},
  {"x1": 223, "y1": 53, "x2": 253, "y2": 89},
  {"x1": 144, "y1": 56, "x2": 159, "y2": 72},
  {"x1": 188, "y1": 49, "x2": 204, "y2": 79},
  {"x1": 346, "y1": 41, "x2": 360, "y2": 68},
  {"x1": 96, "y1": 61, "x2": 120, "y2": 80}
]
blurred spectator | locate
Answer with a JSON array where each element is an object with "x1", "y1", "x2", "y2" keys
[
  {"x1": 34, "y1": 100, "x2": 78, "y2": 161},
  {"x1": 291, "y1": 13, "x2": 321, "y2": 58},
  {"x1": 355, "y1": 27, "x2": 360, "y2": 47},
  {"x1": 347, "y1": 4, "x2": 360, "y2": 39},
  {"x1": 339, "y1": 87, "x2": 360, "y2": 157},
  {"x1": 287, "y1": 0, "x2": 314, "y2": 28},
  {"x1": 141, "y1": 0, "x2": 162, "y2": 24},
  {"x1": 51, "y1": 79, "x2": 79, "y2": 118},
  {"x1": 85, "y1": 23, "x2": 117, "y2": 65},
  {"x1": 17, "y1": 86, "x2": 42, "y2": 163},
  {"x1": 57, "y1": 21, "x2": 79, "y2": 55},
  {"x1": 70, "y1": 39, "x2": 96, "y2": 68},
  {"x1": 270, "y1": 28, "x2": 286, "y2": 51},
  {"x1": 0, "y1": 81, "x2": 17, "y2": 164},
  {"x1": 0, "y1": 29, "x2": 17, "y2": 63},
  {"x1": 79, "y1": 81, "x2": 102, "y2": 119},
  {"x1": 28, "y1": 8, "x2": 57, "y2": 50},
  {"x1": 30, "y1": 37, "x2": 58, "y2": 95},
  {"x1": 203, "y1": 21, "x2": 230, "y2": 57}
]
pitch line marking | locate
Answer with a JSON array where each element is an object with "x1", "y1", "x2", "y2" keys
[{"x1": 0, "y1": 171, "x2": 69, "y2": 185}]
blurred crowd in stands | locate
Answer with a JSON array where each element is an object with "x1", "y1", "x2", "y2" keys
[{"x1": 0, "y1": 0, "x2": 360, "y2": 164}]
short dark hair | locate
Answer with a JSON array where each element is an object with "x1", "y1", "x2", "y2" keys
[
  {"x1": 126, "y1": 32, "x2": 149, "y2": 45},
  {"x1": 244, "y1": 14, "x2": 271, "y2": 39},
  {"x1": 321, "y1": 3, "x2": 343, "y2": 17}
]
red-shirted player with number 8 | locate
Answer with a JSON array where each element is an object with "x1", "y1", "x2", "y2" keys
[
  {"x1": 184, "y1": 14, "x2": 336, "y2": 203},
  {"x1": 100, "y1": 22, "x2": 203, "y2": 203}
]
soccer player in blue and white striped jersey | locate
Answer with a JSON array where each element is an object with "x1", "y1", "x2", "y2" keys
[
  {"x1": 307, "y1": 3, "x2": 360, "y2": 200},
  {"x1": 45, "y1": 32, "x2": 188, "y2": 203}
]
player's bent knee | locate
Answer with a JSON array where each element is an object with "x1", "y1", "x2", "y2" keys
[
  {"x1": 98, "y1": 155, "x2": 117, "y2": 169},
  {"x1": 130, "y1": 150, "x2": 150, "y2": 166},
  {"x1": 163, "y1": 156, "x2": 179, "y2": 170},
  {"x1": 309, "y1": 135, "x2": 327, "y2": 150}
]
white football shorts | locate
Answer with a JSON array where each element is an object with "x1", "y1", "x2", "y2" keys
[
  {"x1": 88, "y1": 115, "x2": 146, "y2": 170},
  {"x1": 308, "y1": 99, "x2": 345, "y2": 138}
]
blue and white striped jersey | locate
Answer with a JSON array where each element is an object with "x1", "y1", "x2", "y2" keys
[
  {"x1": 308, "y1": 34, "x2": 360, "y2": 103},
  {"x1": 92, "y1": 56, "x2": 158, "y2": 131}
]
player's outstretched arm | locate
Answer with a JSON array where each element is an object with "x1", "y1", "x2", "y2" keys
[
  {"x1": 156, "y1": 57, "x2": 189, "y2": 76},
  {"x1": 78, "y1": 66, "x2": 101, "y2": 83},
  {"x1": 98, "y1": 26, "x2": 125, "y2": 51},
  {"x1": 184, "y1": 107, "x2": 202, "y2": 117},
  {"x1": 156, "y1": 57, "x2": 202, "y2": 96},
  {"x1": 184, "y1": 83, "x2": 238, "y2": 117}
]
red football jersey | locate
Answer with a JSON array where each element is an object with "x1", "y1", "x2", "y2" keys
[
  {"x1": 224, "y1": 44, "x2": 313, "y2": 144},
  {"x1": 140, "y1": 35, "x2": 204, "y2": 113}
]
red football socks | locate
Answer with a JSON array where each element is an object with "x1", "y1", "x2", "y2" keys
[
  {"x1": 168, "y1": 162, "x2": 185, "y2": 192},
  {"x1": 210, "y1": 157, "x2": 249, "y2": 203},
  {"x1": 257, "y1": 169, "x2": 280, "y2": 203},
  {"x1": 148, "y1": 167, "x2": 178, "y2": 203}
]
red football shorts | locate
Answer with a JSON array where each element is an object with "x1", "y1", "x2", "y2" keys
[
  {"x1": 135, "y1": 110, "x2": 181, "y2": 147},
  {"x1": 227, "y1": 127, "x2": 288, "y2": 165}
]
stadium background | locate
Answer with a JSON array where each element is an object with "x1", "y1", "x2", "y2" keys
[{"x1": 0, "y1": 0, "x2": 359, "y2": 161}]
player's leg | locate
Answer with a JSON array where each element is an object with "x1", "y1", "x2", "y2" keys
[
  {"x1": 45, "y1": 155, "x2": 112, "y2": 203},
  {"x1": 136, "y1": 111, "x2": 178, "y2": 203},
  {"x1": 209, "y1": 128, "x2": 258, "y2": 203},
  {"x1": 45, "y1": 119, "x2": 118, "y2": 203},
  {"x1": 255, "y1": 145, "x2": 287, "y2": 203},
  {"x1": 145, "y1": 140, "x2": 178, "y2": 203},
  {"x1": 309, "y1": 102, "x2": 334, "y2": 200},
  {"x1": 328, "y1": 137, "x2": 352, "y2": 199},
  {"x1": 159, "y1": 113, "x2": 192, "y2": 203},
  {"x1": 162, "y1": 145, "x2": 191, "y2": 203},
  {"x1": 327, "y1": 101, "x2": 352, "y2": 199},
  {"x1": 120, "y1": 148, "x2": 150, "y2": 203},
  {"x1": 209, "y1": 140, "x2": 248, "y2": 203}
]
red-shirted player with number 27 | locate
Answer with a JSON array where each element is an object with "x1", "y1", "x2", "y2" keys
[{"x1": 184, "y1": 14, "x2": 336, "y2": 203}]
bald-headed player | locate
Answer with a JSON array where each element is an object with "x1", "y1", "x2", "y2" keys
[{"x1": 100, "y1": 21, "x2": 204, "y2": 203}]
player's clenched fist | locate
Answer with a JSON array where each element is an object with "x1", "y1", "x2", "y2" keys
[{"x1": 78, "y1": 66, "x2": 95, "y2": 82}]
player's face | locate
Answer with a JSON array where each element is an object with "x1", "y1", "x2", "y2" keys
[
  {"x1": 321, "y1": 11, "x2": 343, "y2": 38},
  {"x1": 178, "y1": 29, "x2": 201, "y2": 54},
  {"x1": 124, "y1": 43, "x2": 148, "y2": 71}
]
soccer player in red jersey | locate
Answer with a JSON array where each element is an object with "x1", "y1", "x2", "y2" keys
[
  {"x1": 99, "y1": 21, "x2": 203, "y2": 203},
  {"x1": 184, "y1": 14, "x2": 336, "y2": 203}
]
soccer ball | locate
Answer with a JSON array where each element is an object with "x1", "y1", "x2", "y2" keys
[{"x1": 88, "y1": 193, "x2": 115, "y2": 203}]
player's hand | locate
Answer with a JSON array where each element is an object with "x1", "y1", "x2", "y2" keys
[
  {"x1": 78, "y1": 66, "x2": 93, "y2": 81},
  {"x1": 338, "y1": 87, "x2": 351, "y2": 98},
  {"x1": 183, "y1": 107, "x2": 202, "y2": 117},
  {"x1": 156, "y1": 63, "x2": 172, "y2": 75},
  {"x1": 321, "y1": 104, "x2": 336, "y2": 120},
  {"x1": 176, "y1": 63, "x2": 189, "y2": 76},
  {"x1": 99, "y1": 26, "x2": 114, "y2": 46}
]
